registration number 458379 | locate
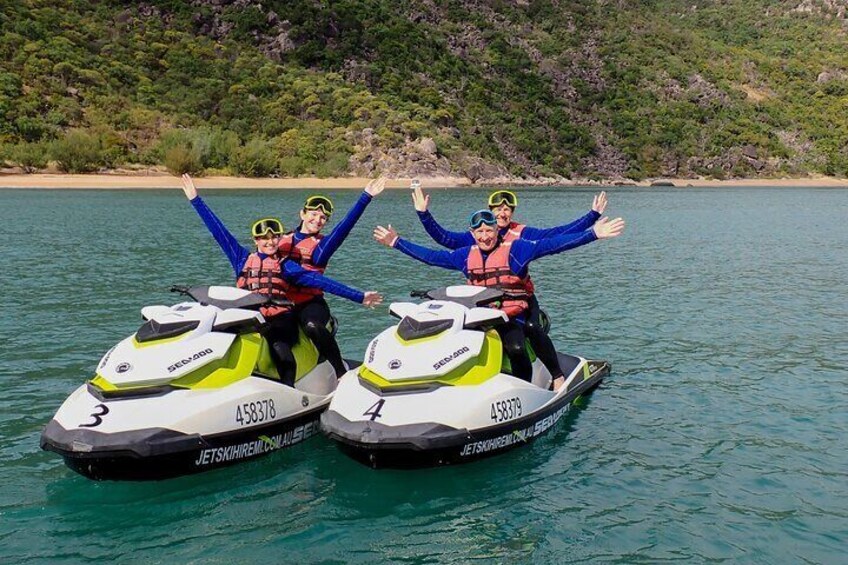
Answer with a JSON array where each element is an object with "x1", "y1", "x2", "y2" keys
[{"x1": 490, "y1": 397, "x2": 522, "y2": 423}]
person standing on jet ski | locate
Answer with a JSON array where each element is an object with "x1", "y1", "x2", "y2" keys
[
  {"x1": 273, "y1": 177, "x2": 386, "y2": 379},
  {"x1": 373, "y1": 210, "x2": 624, "y2": 391},
  {"x1": 179, "y1": 175, "x2": 383, "y2": 385},
  {"x1": 409, "y1": 183, "x2": 608, "y2": 387}
]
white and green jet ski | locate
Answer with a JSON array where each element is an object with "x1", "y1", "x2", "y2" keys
[
  {"x1": 41, "y1": 286, "x2": 349, "y2": 481},
  {"x1": 320, "y1": 285, "x2": 609, "y2": 469}
]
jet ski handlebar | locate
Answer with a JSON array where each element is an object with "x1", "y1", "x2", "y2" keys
[
  {"x1": 169, "y1": 285, "x2": 293, "y2": 310},
  {"x1": 410, "y1": 286, "x2": 506, "y2": 308}
]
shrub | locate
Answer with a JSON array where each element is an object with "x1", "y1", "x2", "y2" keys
[
  {"x1": 50, "y1": 130, "x2": 105, "y2": 173},
  {"x1": 230, "y1": 138, "x2": 277, "y2": 177},
  {"x1": 6, "y1": 141, "x2": 49, "y2": 172},
  {"x1": 163, "y1": 143, "x2": 202, "y2": 175}
]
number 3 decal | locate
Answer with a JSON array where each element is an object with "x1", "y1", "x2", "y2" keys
[{"x1": 80, "y1": 404, "x2": 110, "y2": 428}]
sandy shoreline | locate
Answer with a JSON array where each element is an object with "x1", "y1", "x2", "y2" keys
[{"x1": 1, "y1": 172, "x2": 846, "y2": 189}]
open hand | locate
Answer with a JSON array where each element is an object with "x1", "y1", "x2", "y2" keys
[
  {"x1": 365, "y1": 176, "x2": 387, "y2": 197},
  {"x1": 592, "y1": 216, "x2": 625, "y2": 239},
  {"x1": 180, "y1": 173, "x2": 198, "y2": 200},
  {"x1": 411, "y1": 181, "x2": 429, "y2": 212},
  {"x1": 373, "y1": 224, "x2": 399, "y2": 247},
  {"x1": 592, "y1": 191, "x2": 607, "y2": 214},
  {"x1": 362, "y1": 291, "x2": 383, "y2": 308}
]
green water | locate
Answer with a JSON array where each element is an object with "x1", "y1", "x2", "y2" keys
[{"x1": 1, "y1": 186, "x2": 846, "y2": 563}]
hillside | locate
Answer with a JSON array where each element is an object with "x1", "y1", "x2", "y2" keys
[{"x1": 1, "y1": 0, "x2": 847, "y2": 182}]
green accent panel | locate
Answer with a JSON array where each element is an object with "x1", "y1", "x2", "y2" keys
[
  {"x1": 292, "y1": 327, "x2": 319, "y2": 380},
  {"x1": 171, "y1": 333, "x2": 262, "y2": 389},
  {"x1": 582, "y1": 363, "x2": 591, "y2": 380},
  {"x1": 359, "y1": 330, "x2": 503, "y2": 391}
]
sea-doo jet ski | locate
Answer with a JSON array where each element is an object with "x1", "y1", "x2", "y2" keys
[
  {"x1": 41, "y1": 285, "x2": 349, "y2": 480},
  {"x1": 321, "y1": 285, "x2": 609, "y2": 468}
]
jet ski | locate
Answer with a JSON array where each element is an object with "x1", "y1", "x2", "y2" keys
[
  {"x1": 41, "y1": 285, "x2": 349, "y2": 481},
  {"x1": 320, "y1": 285, "x2": 609, "y2": 469}
]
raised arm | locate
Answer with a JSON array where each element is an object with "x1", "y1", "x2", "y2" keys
[
  {"x1": 181, "y1": 174, "x2": 249, "y2": 275},
  {"x1": 374, "y1": 224, "x2": 467, "y2": 271},
  {"x1": 282, "y1": 260, "x2": 382, "y2": 306},
  {"x1": 312, "y1": 177, "x2": 386, "y2": 266},
  {"x1": 509, "y1": 217, "x2": 624, "y2": 274},
  {"x1": 519, "y1": 192, "x2": 607, "y2": 239},
  {"x1": 411, "y1": 183, "x2": 474, "y2": 249}
]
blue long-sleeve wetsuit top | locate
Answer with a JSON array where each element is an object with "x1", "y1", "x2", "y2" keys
[
  {"x1": 393, "y1": 228, "x2": 598, "y2": 281},
  {"x1": 189, "y1": 196, "x2": 365, "y2": 303},
  {"x1": 416, "y1": 209, "x2": 601, "y2": 249},
  {"x1": 293, "y1": 191, "x2": 372, "y2": 267}
]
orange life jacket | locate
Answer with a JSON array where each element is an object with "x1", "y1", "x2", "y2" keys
[
  {"x1": 237, "y1": 253, "x2": 290, "y2": 318},
  {"x1": 466, "y1": 241, "x2": 534, "y2": 318},
  {"x1": 276, "y1": 232, "x2": 325, "y2": 304},
  {"x1": 499, "y1": 222, "x2": 536, "y2": 294}
]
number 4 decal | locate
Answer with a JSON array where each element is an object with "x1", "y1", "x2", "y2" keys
[{"x1": 363, "y1": 399, "x2": 386, "y2": 421}]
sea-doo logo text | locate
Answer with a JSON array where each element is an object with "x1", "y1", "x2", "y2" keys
[
  {"x1": 115, "y1": 362, "x2": 132, "y2": 374},
  {"x1": 427, "y1": 304, "x2": 443, "y2": 310},
  {"x1": 167, "y1": 348, "x2": 214, "y2": 373},
  {"x1": 389, "y1": 359, "x2": 402, "y2": 370},
  {"x1": 367, "y1": 339, "x2": 379, "y2": 363},
  {"x1": 433, "y1": 346, "x2": 470, "y2": 370}
]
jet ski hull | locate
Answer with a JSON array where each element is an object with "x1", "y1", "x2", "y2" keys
[
  {"x1": 41, "y1": 404, "x2": 327, "y2": 481},
  {"x1": 322, "y1": 360, "x2": 609, "y2": 469}
]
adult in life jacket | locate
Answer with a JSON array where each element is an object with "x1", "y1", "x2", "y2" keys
[
  {"x1": 180, "y1": 175, "x2": 383, "y2": 386},
  {"x1": 374, "y1": 209, "x2": 624, "y2": 391},
  {"x1": 409, "y1": 182, "x2": 608, "y2": 386},
  {"x1": 276, "y1": 176, "x2": 386, "y2": 378}
]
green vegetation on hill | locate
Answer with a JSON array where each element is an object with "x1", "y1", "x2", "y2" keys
[{"x1": 0, "y1": 0, "x2": 846, "y2": 179}]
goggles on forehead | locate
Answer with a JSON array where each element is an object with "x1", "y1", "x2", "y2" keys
[
  {"x1": 488, "y1": 190, "x2": 518, "y2": 209},
  {"x1": 468, "y1": 209, "x2": 498, "y2": 229},
  {"x1": 251, "y1": 218, "x2": 284, "y2": 238},
  {"x1": 303, "y1": 195, "x2": 334, "y2": 216}
]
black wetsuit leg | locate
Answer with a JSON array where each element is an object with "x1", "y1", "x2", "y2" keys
[
  {"x1": 261, "y1": 312, "x2": 299, "y2": 387},
  {"x1": 496, "y1": 321, "x2": 532, "y2": 382},
  {"x1": 523, "y1": 295, "x2": 564, "y2": 378},
  {"x1": 296, "y1": 296, "x2": 346, "y2": 378}
]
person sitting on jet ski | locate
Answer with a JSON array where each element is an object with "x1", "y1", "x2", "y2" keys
[
  {"x1": 179, "y1": 174, "x2": 383, "y2": 385},
  {"x1": 273, "y1": 177, "x2": 386, "y2": 379},
  {"x1": 409, "y1": 184, "x2": 608, "y2": 388},
  {"x1": 373, "y1": 209, "x2": 624, "y2": 391}
]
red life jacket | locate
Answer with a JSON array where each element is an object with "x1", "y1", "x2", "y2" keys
[
  {"x1": 466, "y1": 241, "x2": 534, "y2": 318},
  {"x1": 499, "y1": 222, "x2": 536, "y2": 294},
  {"x1": 501, "y1": 222, "x2": 526, "y2": 243},
  {"x1": 237, "y1": 253, "x2": 290, "y2": 318},
  {"x1": 276, "y1": 232, "x2": 325, "y2": 304}
]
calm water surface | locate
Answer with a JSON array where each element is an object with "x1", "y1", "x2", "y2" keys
[{"x1": 1, "y1": 186, "x2": 846, "y2": 563}]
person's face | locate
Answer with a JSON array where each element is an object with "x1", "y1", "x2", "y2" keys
[
  {"x1": 254, "y1": 233, "x2": 281, "y2": 255},
  {"x1": 471, "y1": 224, "x2": 498, "y2": 251},
  {"x1": 490, "y1": 204, "x2": 514, "y2": 228},
  {"x1": 300, "y1": 209, "x2": 328, "y2": 234}
]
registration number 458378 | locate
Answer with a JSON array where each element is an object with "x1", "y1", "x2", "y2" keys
[{"x1": 490, "y1": 397, "x2": 522, "y2": 423}]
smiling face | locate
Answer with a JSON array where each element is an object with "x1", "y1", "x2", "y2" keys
[
  {"x1": 489, "y1": 203, "x2": 514, "y2": 229},
  {"x1": 299, "y1": 209, "x2": 329, "y2": 234},
  {"x1": 470, "y1": 224, "x2": 499, "y2": 252},
  {"x1": 253, "y1": 233, "x2": 281, "y2": 255}
]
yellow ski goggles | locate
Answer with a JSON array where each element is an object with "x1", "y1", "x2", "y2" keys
[
  {"x1": 303, "y1": 195, "x2": 334, "y2": 216},
  {"x1": 251, "y1": 218, "x2": 284, "y2": 238},
  {"x1": 488, "y1": 190, "x2": 518, "y2": 209}
]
